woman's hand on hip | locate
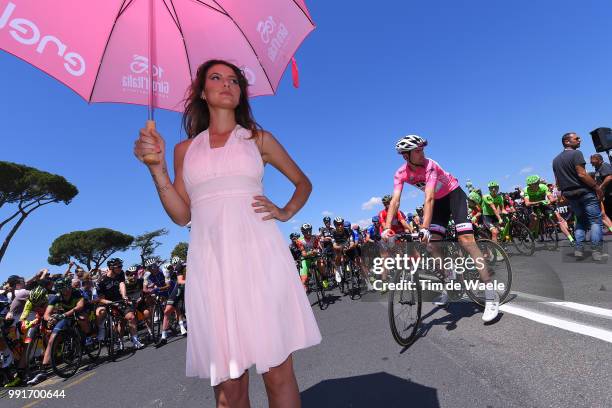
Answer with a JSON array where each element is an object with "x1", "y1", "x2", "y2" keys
[{"x1": 252, "y1": 195, "x2": 291, "y2": 221}]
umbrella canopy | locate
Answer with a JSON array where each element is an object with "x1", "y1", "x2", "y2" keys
[{"x1": 0, "y1": 0, "x2": 314, "y2": 112}]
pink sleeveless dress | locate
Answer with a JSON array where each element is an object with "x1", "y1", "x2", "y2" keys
[{"x1": 182, "y1": 125, "x2": 321, "y2": 386}]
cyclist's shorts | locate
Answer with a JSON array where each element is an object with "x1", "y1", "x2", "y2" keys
[
  {"x1": 345, "y1": 246, "x2": 359, "y2": 260},
  {"x1": 166, "y1": 284, "x2": 184, "y2": 306},
  {"x1": 430, "y1": 187, "x2": 473, "y2": 237},
  {"x1": 555, "y1": 204, "x2": 574, "y2": 222},
  {"x1": 52, "y1": 318, "x2": 70, "y2": 334},
  {"x1": 482, "y1": 215, "x2": 499, "y2": 230},
  {"x1": 300, "y1": 259, "x2": 313, "y2": 277}
]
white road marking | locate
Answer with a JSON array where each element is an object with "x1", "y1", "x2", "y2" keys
[
  {"x1": 499, "y1": 303, "x2": 612, "y2": 344},
  {"x1": 512, "y1": 291, "x2": 612, "y2": 320}
]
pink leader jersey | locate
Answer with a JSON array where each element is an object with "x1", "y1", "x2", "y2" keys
[{"x1": 393, "y1": 159, "x2": 459, "y2": 199}]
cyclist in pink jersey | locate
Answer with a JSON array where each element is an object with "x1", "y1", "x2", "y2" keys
[{"x1": 383, "y1": 134, "x2": 499, "y2": 322}]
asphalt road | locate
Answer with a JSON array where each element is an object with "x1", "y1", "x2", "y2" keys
[{"x1": 2, "y1": 237, "x2": 611, "y2": 408}]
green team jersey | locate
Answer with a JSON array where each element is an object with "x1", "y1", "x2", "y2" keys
[
  {"x1": 481, "y1": 194, "x2": 503, "y2": 216},
  {"x1": 524, "y1": 183, "x2": 550, "y2": 203}
]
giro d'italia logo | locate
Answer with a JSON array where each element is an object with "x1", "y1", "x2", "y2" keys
[{"x1": 122, "y1": 54, "x2": 169, "y2": 96}]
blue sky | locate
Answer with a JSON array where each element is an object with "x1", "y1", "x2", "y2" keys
[{"x1": 2, "y1": 0, "x2": 612, "y2": 281}]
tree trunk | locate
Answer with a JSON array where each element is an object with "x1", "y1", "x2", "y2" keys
[
  {"x1": 0, "y1": 201, "x2": 50, "y2": 264},
  {"x1": 0, "y1": 212, "x2": 29, "y2": 263}
]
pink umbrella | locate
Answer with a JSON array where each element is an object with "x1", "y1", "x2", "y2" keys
[{"x1": 0, "y1": 0, "x2": 314, "y2": 161}]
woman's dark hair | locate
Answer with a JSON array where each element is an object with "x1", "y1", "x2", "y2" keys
[{"x1": 182, "y1": 60, "x2": 261, "y2": 139}]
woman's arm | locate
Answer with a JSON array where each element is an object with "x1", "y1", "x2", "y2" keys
[
  {"x1": 135, "y1": 127, "x2": 192, "y2": 226},
  {"x1": 253, "y1": 131, "x2": 312, "y2": 221}
]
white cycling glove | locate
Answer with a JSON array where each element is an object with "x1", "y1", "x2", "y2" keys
[{"x1": 419, "y1": 228, "x2": 431, "y2": 242}]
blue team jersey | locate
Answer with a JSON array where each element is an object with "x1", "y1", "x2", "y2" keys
[
  {"x1": 366, "y1": 224, "x2": 381, "y2": 241},
  {"x1": 351, "y1": 229, "x2": 361, "y2": 243}
]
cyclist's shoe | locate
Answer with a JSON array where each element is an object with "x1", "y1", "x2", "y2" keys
[
  {"x1": 432, "y1": 291, "x2": 449, "y2": 306},
  {"x1": 592, "y1": 251, "x2": 608, "y2": 262},
  {"x1": 133, "y1": 338, "x2": 145, "y2": 350},
  {"x1": 27, "y1": 372, "x2": 47, "y2": 386},
  {"x1": 574, "y1": 249, "x2": 584, "y2": 259},
  {"x1": 322, "y1": 280, "x2": 329, "y2": 289},
  {"x1": 4, "y1": 375, "x2": 23, "y2": 387},
  {"x1": 482, "y1": 293, "x2": 500, "y2": 322},
  {"x1": 0, "y1": 349, "x2": 14, "y2": 368},
  {"x1": 180, "y1": 325, "x2": 188, "y2": 336},
  {"x1": 155, "y1": 338, "x2": 167, "y2": 348},
  {"x1": 334, "y1": 269, "x2": 342, "y2": 283},
  {"x1": 84, "y1": 336, "x2": 93, "y2": 347}
]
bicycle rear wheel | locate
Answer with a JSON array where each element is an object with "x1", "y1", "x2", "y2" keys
[
  {"x1": 50, "y1": 328, "x2": 82, "y2": 378},
  {"x1": 388, "y1": 269, "x2": 422, "y2": 347},
  {"x1": 462, "y1": 239, "x2": 512, "y2": 306}
]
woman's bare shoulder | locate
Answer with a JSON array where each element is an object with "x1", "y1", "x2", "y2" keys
[{"x1": 175, "y1": 137, "x2": 195, "y2": 155}]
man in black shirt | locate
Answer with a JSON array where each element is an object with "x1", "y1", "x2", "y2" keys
[
  {"x1": 590, "y1": 153, "x2": 612, "y2": 224},
  {"x1": 552, "y1": 133, "x2": 605, "y2": 260},
  {"x1": 95, "y1": 258, "x2": 144, "y2": 349}
]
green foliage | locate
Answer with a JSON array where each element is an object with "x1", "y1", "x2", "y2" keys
[
  {"x1": 171, "y1": 242, "x2": 188, "y2": 261},
  {"x1": 0, "y1": 161, "x2": 79, "y2": 264},
  {"x1": 131, "y1": 229, "x2": 169, "y2": 266},
  {"x1": 48, "y1": 228, "x2": 133, "y2": 271}
]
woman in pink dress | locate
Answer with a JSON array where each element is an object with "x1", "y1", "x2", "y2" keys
[{"x1": 134, "y1": 60, "x2": 321, "y2": 407}]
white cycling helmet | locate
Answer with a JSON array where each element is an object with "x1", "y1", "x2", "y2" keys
[
  {"x1": 171, "y1": 256, "x2": 181, "y2": 265},
  {"x1": 162, "y1": 263, "x2": 172, "y2": 273},
  {"x1": 144, "y1": 258, "x2": 158, "y2": 267},
  {"x1": 395, "y1": 134, "x2": 427, "y2": 153}
]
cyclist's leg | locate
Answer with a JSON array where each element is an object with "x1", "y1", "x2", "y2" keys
[
  {"x1": 299, "y1": 259, "x2": 310, "y2": 289},
  {"x1": 482, "y1": 215, "x2": 499, "y2": 241},
  {"x1": 95, "y1": 306, "x2": 106, "y2": 340},
  {"x1": 554, "y1": 210, "x2": 573, "y2": 241}
]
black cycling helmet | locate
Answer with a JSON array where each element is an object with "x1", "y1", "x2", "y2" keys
[
  {"x1": 333, "y1": 217, "x2": 344, "y2": 225},
  {"x1": 289, "y1": 232, "x2": 300, "y2": 240},
  {"x1": 323, "y1": 216, "x2": 331, "y2": 223},
  {"x1": 382, "y1": 195, "x2": 392, "y2": 205},
  {"x1": 107, "y1": 258, "x2": 123, "y2": 268},
  {"x1": 301, "y1": 223, "x2": 312, "y2": 233}
]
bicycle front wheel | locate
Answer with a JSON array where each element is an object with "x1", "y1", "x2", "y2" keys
[
  {"x1": 511, "y1": 220, "x2": 535, "y2": 256},
  {"x1": 463, "y1": 239, "x2": 512, "y2": 305},
  {"x1": 50, "y1": 328, "x2": 82, "y2": 378},
  {"x1": 388, "y1": 269, "x2": 422, "y2": 347}
]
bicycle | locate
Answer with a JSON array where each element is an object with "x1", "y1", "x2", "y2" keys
[
  {"x1": 19, "y1": 317, "x2": 50, "y2": 383},
  {"x1": 48, "y1": 313, "x2": 101, "y2": 378},
  {"x1": 102, "y1": 300, "x2": 132, "y2": 359},
  {"x1": 388, "y1": 232, "x2": 512, "y2": 347},
  {"x1": 345, "y1": 250, "x2": 364, "y2": 300},
  {"x1": 303, "y1": 254, "x2": 327, "y2": 309},
  {"x1": 529, "y1": 203, "x2": 559, "y2": 250},
  {"x1": 479, "y1": 213, "x2": 535, "y2": 256},
  {"x1": 387, "y1": 233, "x2": 422, "y2": 347}
]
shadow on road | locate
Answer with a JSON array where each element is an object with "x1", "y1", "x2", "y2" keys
[
  {"x1": 301, "y1": 372, "x2": 440, "y2": 408},
  {"x1": 419, "y1": 302, "x2": 482, "y2": 335}
]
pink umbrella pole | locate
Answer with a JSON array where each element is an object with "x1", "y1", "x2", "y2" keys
[{"x1": 143, "y1": 0, "x2": 160, "y2": 165}]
